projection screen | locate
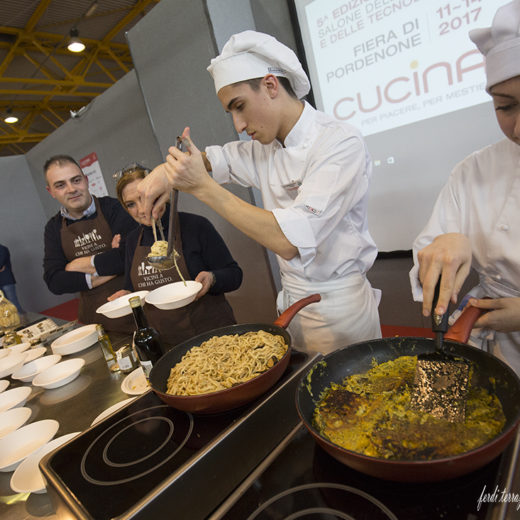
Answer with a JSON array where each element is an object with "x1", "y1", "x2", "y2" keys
[{"x1": 290, "y1": 0, "x2": 508, "y2": 251}]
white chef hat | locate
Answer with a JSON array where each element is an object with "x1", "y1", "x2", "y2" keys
[
  {"x1": 207, "y1": 30, "x2": 310, "y2": 99},
  {"x1": 469, "y1": 0, "x2": 520, "y2": 90}
]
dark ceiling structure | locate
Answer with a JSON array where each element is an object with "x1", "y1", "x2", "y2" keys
[{"x1": 0, "y1": 0, "x2": 160, "y2": 156}]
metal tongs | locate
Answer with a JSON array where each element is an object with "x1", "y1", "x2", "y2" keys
[{"x1": 147, "y1": 137, "x2": 184, "y2": 271}]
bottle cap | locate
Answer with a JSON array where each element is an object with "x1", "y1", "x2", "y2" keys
[{"x1": 129, "y1": 296, "x2": 142, "y2": 308}]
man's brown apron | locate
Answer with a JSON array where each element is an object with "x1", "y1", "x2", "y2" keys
[
  {"x1": 60, "y1": 198, "x2": 134, "y2": 333},
  {"x1": 130, "y1": 211, "x2": 235, "y2": 349}
]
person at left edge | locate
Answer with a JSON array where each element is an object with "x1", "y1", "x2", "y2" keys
[
  {"x1": 0, "y1": 243, "x2": 25, "y2": 314},
  {"x1": 43, "y1": 155, "x2": 138, "y2": 332}
]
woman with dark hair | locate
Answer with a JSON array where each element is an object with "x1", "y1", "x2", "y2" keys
[{"x1": 109, "y1": 165, "x2": 242, "y2": 348}]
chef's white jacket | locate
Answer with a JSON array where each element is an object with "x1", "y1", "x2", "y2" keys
[
  {"x1": 206, "y1": 101, "x2": 381, "y2": 353},
  {"x1": 410, "y1": 138, "x2": 520, "y2": 374}
]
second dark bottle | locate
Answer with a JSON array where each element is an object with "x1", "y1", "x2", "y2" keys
[{"x1": 129, "y1": 295, "x2": 164, "y2": 380}]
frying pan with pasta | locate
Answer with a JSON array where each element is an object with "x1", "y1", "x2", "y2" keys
[{"x1": 149, "y1": 294, "x2": 320, "y2": 414}]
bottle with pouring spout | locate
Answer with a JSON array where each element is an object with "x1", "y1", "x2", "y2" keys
[{"x1": 129, "y1": 296, "x2": 164, "y2": 380}]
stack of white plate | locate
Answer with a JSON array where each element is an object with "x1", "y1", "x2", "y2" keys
[
  {"x1": 50, "y1": 325, "x2": 98, "y2": 356},
  {"x1": 11, "y1": 355, "x2": 62, "y2": 384},
  {"x1": 0, "y1": 419, "x2": 59, "y2": 472},
  {"x1": 10, "y1": 431, "x2": 80, "y2": 494},
  {"x1": 0, "y1": 387, "x2": 32, "y2": 413},
  {"x1": 0, "y1": 353, "x2": 27, "y2": 379},
  {"x1": 32, "y1": 358, "x2": 85, "y2": 390}
]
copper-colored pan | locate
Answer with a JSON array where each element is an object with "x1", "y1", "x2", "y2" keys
[
  {"x1": 296, "y1": 307, "x2": 520, "y2": 482},
  {"x1": 149, "y1": 294, "x2": 320, "y2": 414}
]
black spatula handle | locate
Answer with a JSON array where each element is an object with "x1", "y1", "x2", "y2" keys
[{"x1": 432, "y1": 280, "x2": 449, "y2": 334}]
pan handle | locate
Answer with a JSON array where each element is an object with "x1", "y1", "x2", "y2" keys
[
  {"x1": 274, "y1": 293, "x2": 321, "y2": 329},
  {"x1": 444, "y1": 305, "x2": 486, "y2": 343}
]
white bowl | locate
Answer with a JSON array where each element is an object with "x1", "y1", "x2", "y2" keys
[
  {"x1": 51, "y1": 324, "x2": 98, "y2": 356},
  {"x1": 0, "y1": 349, "x2": 10, "y2": 360},
  {"x1": 145, "y1": 281, "x2": 202, "y2": 310},
  {"x1": 10, "y1": 431, "x2": 80, "y2": 493},
  {"x1": 96, "y1": 290, "x2": 149, "y2": 319},
  {"x1": 0, "y1": 379, "x2": 9, "y2": 393},
  {"x1": 0, "y1": 352, "x2": 27, "y2": 379},
  {"x1": 0, "y1": 419, "x2": 59, "y2": 472},
  {"x1": 11, "y1": 354, "x2": 62, "y2": 383},
  {"x1": 32, "y1": 358, "x2": 85, "y2": 389},
  {"x1": 91, "y1": 398, "x2": 136, "y2": 426},
  {"x1": 0, "y1": 386, "x2": 32, "y2": 413},
  {"x1": 0, "y1": 407, "x2": 32, "y2": 439},
  {"x1": 7, "y1": 342, "x2": 31, "y2": 355},
  {"x1": 22, "y1": 346, "x2": 47, "y2": 364},
  {"x1": 120, "y1": 367, "x2": 149, "y2": 396}
]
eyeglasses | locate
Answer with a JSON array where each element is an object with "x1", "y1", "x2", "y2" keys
[{"x1": 113, "y1": 162, "x2": 151, "y2": 180}]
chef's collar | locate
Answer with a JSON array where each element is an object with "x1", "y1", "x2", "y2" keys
[
  {"x1": 60, "y1": 194, "x2": 95, "y2": 221},
  {"x1": 281, "y1": 101, "x2": 315, "y2": 149}
]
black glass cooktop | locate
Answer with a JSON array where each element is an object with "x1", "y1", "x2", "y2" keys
[
  {"x1": 42, "y1": 351, "x2": 318, "y2": 520},
  {"x1": 215, "y1": 424, "x2": 517, "y2": 520}
]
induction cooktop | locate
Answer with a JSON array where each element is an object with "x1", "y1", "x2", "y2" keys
[{"x1": 41, "y1": 351, "x2": 320, "y2": 520}]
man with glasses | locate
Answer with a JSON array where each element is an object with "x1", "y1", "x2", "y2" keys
[{"x1": 43, "y1": 155, "x2": 137, "y2": 331}]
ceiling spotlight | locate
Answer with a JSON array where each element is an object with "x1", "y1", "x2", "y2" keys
[
  {"x1": 4, "y1": 108, "x2": 18, "y2": 124},
  {"x1": 67, "y1": 28, "x2": 86, "y2": 53}
]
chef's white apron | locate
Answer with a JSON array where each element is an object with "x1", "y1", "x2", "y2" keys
[{"x1": 276, "y1": 273, "x2": 382, "y2": 354}]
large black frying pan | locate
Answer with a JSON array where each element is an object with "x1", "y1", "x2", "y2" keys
[
  {"x1": 296, "y1": 307, "x2": 520, "y2": 482},
  {"x1": 149, "y1": 293, "x2": 321, "y2": 414}
]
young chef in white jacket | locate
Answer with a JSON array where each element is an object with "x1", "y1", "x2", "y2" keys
[
  {"x1": 410, "y1": 0, "x2": 520, "y2": 375},
  {"x1": 138, "y1": 31, "x2": 382, "y2": 354}
]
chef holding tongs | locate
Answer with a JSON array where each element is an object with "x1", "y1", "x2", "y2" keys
[{"x1": 137, "y1": 31, "x2": 382, "y2": 354}]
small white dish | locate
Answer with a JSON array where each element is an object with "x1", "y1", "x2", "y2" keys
[
  {"x1": 145, "y1": 281, "x2": 202, "y2": 310},
  {"x1": 0, "y1": 379, "x2": 9, "y2": 393},
  {"x1": 32, "y1": 358, "x2": 85, "y2": 390},
  {"x1": 96, "y1": 291, "x2": 149, "y2": 319},
  {"x1": 0, "y1": 407, "x2": 32, "y2": 439},
  {"x1": 7, "y1": 342, "x2": 31, "y2": 355},
  {"x1": 51, "y1": 324, "x2": 98, "y2": 356},
  {"x1": 22, "y1": 346, "x2": 47, "y2": 364},
  {"x1": 10, "y1": 431, "x2": 80, "y2": 494},
  {"x1": 0, "y1": 386, "x2": 32, "y2": 413},
  {"x1": 0, "y1": 349, "x2": 10, "y2": 360},
  {"x1": 91, "y1": 398, "x2": 136, "y2": 426},
  {"x1": 0, "y1": 352, "x2": 26, "y2": 379},
  {"x1": 121, "y1": 367, "x2": 149, "y2": 395},
  {"x1": 12, "y1": 354, "x2": 62, "y2": 383},
  {"x1": 0, "y1": 419, "x2": 59, "y2": 472}
]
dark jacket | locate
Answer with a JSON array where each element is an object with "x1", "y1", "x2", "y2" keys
[
  {"x1": 43, "y1": 196, "x2": 138, "y2": 294},
  {"x1": 0, "y1": 244, "x2": 15, "y2": 286}
]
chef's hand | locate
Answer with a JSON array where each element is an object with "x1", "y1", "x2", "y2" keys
[
  {"x1": 468, "y1": 297, "x2": 520, "y2": 333},
  {"x1": 137, "y1": 127, "x2": 215, "y2": 220},
  {"x1": 194, "y1": 271, "x2": 215, "y2": 299},
  {"x1": 164, "y1": 127, "x2": 214, "y2": 195},
  {"x1": 107, "y1": 289, "x2": 130, "y2": 302},
  {"x1": 417, "y1": 233, "x2": 472, "y2": 317},
  {"x1": 65, "y1": 256, "x2": 96, "y2": 274}
]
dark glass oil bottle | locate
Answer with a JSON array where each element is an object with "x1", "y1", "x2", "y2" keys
[{"x1": 129, "y1": 296, "x2": 164, "y2": 380}]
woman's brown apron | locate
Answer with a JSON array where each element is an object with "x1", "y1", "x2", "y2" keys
[
  {"x1": 60, "y1": 198, "x2": 134, "y2": 333},
  {"x1": 130, "y1": 211, "x2": 235, "y2": 349}
]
